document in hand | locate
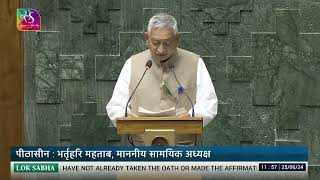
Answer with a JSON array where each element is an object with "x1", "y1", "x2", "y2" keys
[
  {"x1": 137, "y1": 106, "x2": 176, "y2": 117},
  {"x1": 137, "y1": 106, "x2": 188, "y2": 117}
]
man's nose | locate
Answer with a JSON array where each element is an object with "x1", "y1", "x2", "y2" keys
[{"x1": 157, "y1": 44, "x2": 166, "y2": 54}]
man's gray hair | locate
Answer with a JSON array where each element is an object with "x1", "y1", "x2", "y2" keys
[{"x1": 147, "y1": 13, "x2": 178, "y2": 34}]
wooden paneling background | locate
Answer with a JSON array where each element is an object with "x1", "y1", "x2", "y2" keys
[{"x1": 0, "y1": 0, "x2": 23, "y2": 179}]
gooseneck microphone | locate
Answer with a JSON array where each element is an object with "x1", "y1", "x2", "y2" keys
[
  {"x1": 125, "y1": 60, "x2": 152, "y2": 117},
  {"x1": 170, "y1": 65, "x2": 195, "y2": 117}
]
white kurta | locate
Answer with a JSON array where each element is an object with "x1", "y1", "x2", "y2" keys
[{"x1": 106, "y1": 57, "x2": 218, "y2": 127}]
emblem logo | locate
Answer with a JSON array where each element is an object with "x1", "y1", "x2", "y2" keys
[{"x1": 17, "y1": 9, "x2": 41, "y2": 31}]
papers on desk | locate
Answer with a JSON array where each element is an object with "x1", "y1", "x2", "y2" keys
[
  {"x1": 137, "y1": 106, "x2": 176, "y2": 117},
  {"x1": 137, "y1": 106, "x2": 188, "y2": 117}
]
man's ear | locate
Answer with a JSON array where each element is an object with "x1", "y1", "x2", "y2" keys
[
  {"x1": 176, "y1": 32, "x2": 180, "y2": 41},
  {"x1": 144, "y1": 32, "x2": 149, "y2": 41},
  {"x1": 175, "y1": 32, "x2": 180, "y2": 46}
]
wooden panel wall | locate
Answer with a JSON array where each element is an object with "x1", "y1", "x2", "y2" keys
[{"x1": 0, "y1": 0, "x2": 23, "y2": 179}]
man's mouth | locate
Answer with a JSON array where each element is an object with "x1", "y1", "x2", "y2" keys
[{"x1": 160, "y1": 57, "x2": 171, "y2": 62}]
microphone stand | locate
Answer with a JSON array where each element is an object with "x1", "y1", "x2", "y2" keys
[
  {"x1": 125, "y1": 61, "x2": 152, "y2": 117},
  {"x1": 171, "y1": 66, "x2": 195, "y2": 117}
]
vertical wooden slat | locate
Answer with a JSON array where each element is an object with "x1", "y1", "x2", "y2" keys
[
  {"x1": 20, "y1": 0, "x2": 24, "y2": 147},
  {"x1": 0, "y1": 0, "x2": 23, "y2": 179}
]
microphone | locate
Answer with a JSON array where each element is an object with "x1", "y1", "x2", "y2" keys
[
  {"x1": 125, "y1": 60, "x2": 152, "y2": 117},
  {"x1": 170, "y1": 65, "x2": 195, "y2": 117}
]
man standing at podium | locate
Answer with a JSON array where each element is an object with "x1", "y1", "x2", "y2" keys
[{"x1": 106, "y1": 13, "x2": 218, "y2": 146}]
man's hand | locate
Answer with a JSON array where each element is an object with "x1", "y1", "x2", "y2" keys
[
  {"x1": 178, "y1": 113, "x2": 191, "y2": 118},
  {"x1": 127, "y1": 112, "x2": 138, "y2": 117}
]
